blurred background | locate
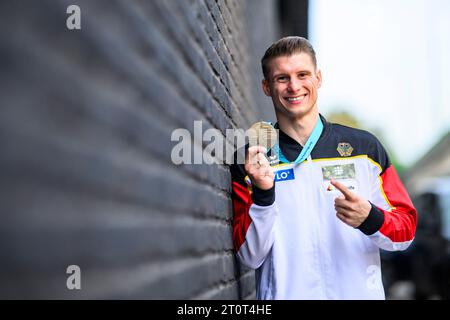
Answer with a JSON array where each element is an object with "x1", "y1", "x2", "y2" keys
[{"x1": 0, "y1": 0, "x2": 449, "y2": 299}]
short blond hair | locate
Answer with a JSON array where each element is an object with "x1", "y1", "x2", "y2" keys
[{"x1": 261, "y1": 36, "x2": 317, "y2": 79}]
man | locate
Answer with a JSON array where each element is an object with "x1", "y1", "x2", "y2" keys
[{"x1": 230, "y1": 36, "x2": 417, "y2": 299}]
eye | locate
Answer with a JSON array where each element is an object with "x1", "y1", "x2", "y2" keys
[
  {"x1": 276, "y1": 76, "x2": 288, "y2": 83},
  {"x1": 298, "y1": 72, "x2": 308, "y2": 78}
]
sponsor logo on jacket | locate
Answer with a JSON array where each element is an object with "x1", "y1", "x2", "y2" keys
[{"x1": 274, "y1": 168, "x2": 295, "y2": 182}]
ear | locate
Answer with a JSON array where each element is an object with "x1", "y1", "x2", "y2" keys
[
  {"x1": 262, "y1": 79, "x2": 271, "y2": 97},
  {"x1": 315, "y1": 70, "x2": 322, "y2": 89}
]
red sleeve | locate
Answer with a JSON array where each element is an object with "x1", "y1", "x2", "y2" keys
[
  {"x1": 231, "y1": 181, "x2": 253, "y2": 251},
  {"x1": 377, "y1": 164, "x2": 417, "y2": 243}
]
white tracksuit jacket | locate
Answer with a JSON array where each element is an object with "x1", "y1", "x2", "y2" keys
[{"x1": 231, "y1": 115, "x2": 417, "y2": 299}]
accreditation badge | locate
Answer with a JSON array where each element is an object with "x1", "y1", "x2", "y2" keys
[{"x1": 321, "y1": 163, "x2": 359, "y2": 194}]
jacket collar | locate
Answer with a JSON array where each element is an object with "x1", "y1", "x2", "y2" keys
[{"x1": 273, "y1": 114, "x2": 329, "y2": 162}]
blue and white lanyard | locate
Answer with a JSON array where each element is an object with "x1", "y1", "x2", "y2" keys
[{"x1": 271, "y1": 117, "x2": 323, "y2": 165}]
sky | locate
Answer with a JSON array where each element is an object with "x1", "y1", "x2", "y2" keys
[{"x1": 309, "y1": 0, "x2": 450, "y2": 167}]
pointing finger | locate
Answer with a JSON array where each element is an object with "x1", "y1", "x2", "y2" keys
[{"x1": 331, "y1": 179, "x2": 355, "y2": 200}]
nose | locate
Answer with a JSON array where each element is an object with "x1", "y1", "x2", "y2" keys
[{"x1": 287, "y1": 78, "x2": 301, "y2": 92}]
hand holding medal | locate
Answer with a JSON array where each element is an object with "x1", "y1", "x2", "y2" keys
[{"x1": 245, "y1": 122, "x2": 277, "y2": 190}]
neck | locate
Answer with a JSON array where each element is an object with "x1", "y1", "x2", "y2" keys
[{"x1": 277, "y1": 111, "x2": 320, "y2": 146}]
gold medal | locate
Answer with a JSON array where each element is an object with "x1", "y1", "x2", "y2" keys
[{"x1": 247, "y1": 122, "x2": 278, "y2": 150}]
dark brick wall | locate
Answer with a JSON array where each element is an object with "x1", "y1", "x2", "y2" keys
[{"x1": 0, "y1": 0, "x2": 303, "y2": 299}]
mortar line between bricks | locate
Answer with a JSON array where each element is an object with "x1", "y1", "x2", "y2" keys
[
  {"x1": 15, "y1": 120, "x2": 232, "y2": 201},
  {"x1": 199, "y1": 0, "x2": 254, "y2": 118},
  {"x1": 115, "y1": 1, "x2": 241, "y2": 130},
  {"x1": 146, "y1": 58, "x2": 238, "y2": 138},
  {"x1": 30, "y1": 5, "x2": 227, "y2": 137},
  {"x1": 191, "y1": 277, "x2": 241, "y2": 299},
  {"x1": 180, "y1": 0, "x2": 252, "y2": 126},
  {"x1": 149, "y1": 249, "x2": 237, "y2": 267},
  {"x1": 204, "y1": 0, "x2": 244, "y2": 65},
  {"x1": 191, "y1": 278, "x2": 240, "y2": 299},
  {"x1": 216, "y1": 0, "x2": 241, "y2": 56},
  {"x1": 204, "y1": 0, "x2": 247, "y2": 72},
  {"x1": 223, "y1": 0, "x2": 242, "y2": 36},
  {"x1": 143, "y1": 2, "x2": 241, "y2": 129},
  {"x1": 136, "y1": 208, "x2": 234, "y2": 226},
  {"x1": 221, "y1": 0, "x2": 250, "y2": 67},
  {"x1": 4, "y1": 167, "x2": 233, "y2": 227},
  {"x1": 191, "y1": 267, "x2": 255, "y2": 300},
  {"x1": 10, "y1": 250, "x2": 239, "y2": 298},
  {"x1": 67, "y1": 0, "x2": 243, "y2": 131},
  {"x1": 1, "y1": 62, "x2": 235, "y2": 222},
  {"x1": 8, "y1": 30, "x2": 234, "y2": 198},
  {"x1": 100, "y1": 250, "x2": 237, "y2": 278},
  {"x1": 2, "y1": 174, "x2": 234, "y2": 227},
  {"x1": 233, "y1": 1, "x2": 248, "y2": 50},
  {"x1": 193, "y1": 0, "x2": 251, "y2": 110},
  {"x1": 242, "y1": 292, "x2": 256, "y2": 300},
  {"x1": 2, "y1": 120, "x2": 233, "y2": 208},
  {"x1": 3, "y1": 208, "x2": 234, "y2": 235},
  {"x1": 93, "y1": 249, "x2": 237, "y2": 282},
  {"x1": 218, "y1": 0, "x2": 236, "y2": 44}
]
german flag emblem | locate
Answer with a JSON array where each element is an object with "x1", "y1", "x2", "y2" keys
[{"x1": 337, "y1": 142, "x2": 353, "y2": 157}]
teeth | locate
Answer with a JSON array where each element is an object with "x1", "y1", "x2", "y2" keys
[{"x1": 287, "y1": 95, "x2": 305, "y2": 101}]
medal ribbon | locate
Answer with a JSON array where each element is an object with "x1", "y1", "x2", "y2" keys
[{"x1": 272, "y1": 117, "x2": 323, "y2": 165}]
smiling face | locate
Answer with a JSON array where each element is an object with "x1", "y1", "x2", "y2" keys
[{"x1": 262, "y1": 52, "x2": 322, "y2": 122}]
